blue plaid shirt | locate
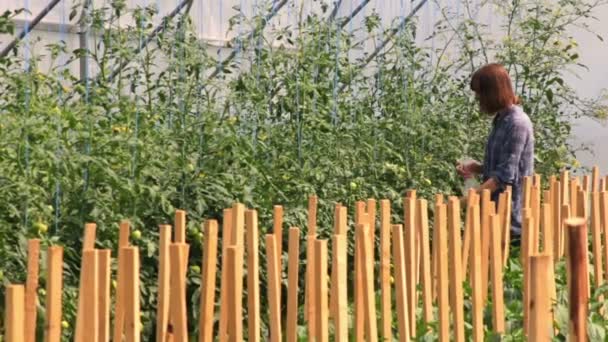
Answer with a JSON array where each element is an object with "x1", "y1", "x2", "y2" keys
[{"x1": 482, "y1": 105, "x2": 534, "y2": 236}]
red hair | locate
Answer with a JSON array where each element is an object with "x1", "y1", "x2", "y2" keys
[{"x1": 470, "y1": 63, "x2": 519, "y2": 114}]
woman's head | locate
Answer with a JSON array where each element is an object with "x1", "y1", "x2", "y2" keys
[{"x1": 470, "y1": 63, "x2": 519, "y2": 114}]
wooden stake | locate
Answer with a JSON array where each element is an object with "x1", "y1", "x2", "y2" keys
[
  {"x1": 246, "y1": 210, "x2": 261, "y2": 342},
  {"x1": 218, "y1": 208, "x2": 233, "y2": 342},
  {"x1": 330, "y1": 204, "x2": 348, "y2": 319},
  {"x1": 5, "y1": 285, "x2": 25, "y2": 342},
  {"x1": 591, "y1": 192, "x2": 604, "y2": 293},
  {"x1": 404, "y1": 197, "x2": 417, "y2": 337},
  {"x1": 601, "y1": 192, "x2": 608, "y2": 285},
  {"x1": 417, "y1": 199, "x2": 433, "y2": 325},
  {"x1": 287, "y1": 228, "x2": 301, "y2": 342},
  {"x1": 154, "y1": 225, "x2": 172, "y2": 342},
  {"x1": 332, "y1": 234, "x2": 348, "y2": 342},
  {"x1": 80, "y1": 250, "x2": 99, "y2": 342},
  {"x1": 560, "y1": 171, "x2": 570, "y2": 257},
  {"x1": 358, "y1": 224, "x2": 378, "y2": 342},
  {"x1": 529, "y1": 254, "x2": 554, "y2": 342},
  {"x1": 462, "y1": 189, "x2": 478, "y2": 280},
  {"x1": 75, "y1": 223, "x2": 96, "y2": 341},
  {"x1": 541, "y1": 204, "x2": 557, "y2": 302},
  {"x1": 552, "y1": 181, "x2": 562, "y2": 261},
  {"x1": 24, "y1": 239, "x2": 40, "y2": 342},
  {"x1": 174, "y1": 209, "x2": 186, "y2": 243},
  {"x1": 502, "y1": 186, "x2": 513, "y2": 266},
  {"x1": 98, "y1": 249, "x2": 111, "y2": 342},
  {"x1": 354, "y1": 201, "x2": 365, "y2": 341},
  {"x1": 583, "y1": 175, "x2": 591, "y2": 193},
  {"x1": 523, "y1": 176, "x2": 532, "y2": 209},
  {"x1": 392, "y1": 224, "x2": 411, "y2": 341},
  {"x1": 570, "y1": 178, "x2": 579, "y2": 217},
  {"x1": 315, "y1": 239, "x2": 329, "y2": 342},
  {"x1": 305, "y1": 195, "x2": 318, "y2": 324},
  {"x1": 226, "y1": 246, "x2": 243, "y2": 342},
  {"x1": 490, "y1": 214, "x2": 505, "y2": 334},
  {"x1": 367, "y1": 198, "x2": 377, "y2": 262},
  {"x1": 44, "y1": 246, "x2": 63, "y2": 342},
  {"x1": 379, "y1": 200, "x2": 392, "y2": 341},
  {"x1": 565, "y1": 218, "x2": 589, "y2": 342},
  {"x1": 113, "y1": 221, "x2": 130, "y2": 342},
  {"x1": 531, "y1": 185, "x2": 541, "y2": 251},
  {"x1": 273, "y1": 205, "x2": 284, "y2": 284},
  {"x1": 199, "y1": 220, "x2": 218, "y2": 342},
  {"x1": 592, "y1": 166, "x2": 600, "y2": 193},
  {"x1": 523, "y1": 213, "x2": 534, "y2": 336},
  {"x1": 432, "y1": 194, "x2": 444, "y2": 300},
  {"x1": 436, "y1": 203, "x2": 450, "y2": 342},
  {"x1": 266, "y1": 235, "x2": 282, "y2": 342},
  {"x1": 481, "y1": 190, "x2": 491, "y2": 302},
  {"x1": 169, "y1": 244, "x2": 189, "y2": 342},
  {"x1": 124, "y1": 247, "x2": 140, "y2": 342},
  {"x1": 448, "y1": 197, "x2": 465, "y2": 342},
  {"x1": 470, "y1": 203, "x2": 484, "y2": 342}
]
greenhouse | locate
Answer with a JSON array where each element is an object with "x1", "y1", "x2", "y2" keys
[{"x1": 1, "y1": 0, "x2": 608, "y2": 341}]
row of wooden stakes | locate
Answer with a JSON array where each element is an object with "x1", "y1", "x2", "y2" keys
[{"x1": 2, "y1": 167, "x2": 608, "y2": 342}]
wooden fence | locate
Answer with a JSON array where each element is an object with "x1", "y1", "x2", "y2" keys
[{"x1": 3, "y1": 167, "x2": 608, "y2": 341}]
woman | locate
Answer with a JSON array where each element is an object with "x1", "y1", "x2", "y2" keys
[{"x1": 456, "y1": 63, "x2": 534, "y2": 243}]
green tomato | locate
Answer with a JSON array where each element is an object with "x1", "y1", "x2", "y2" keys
[
  {"x1": 61, "y1": 321, "x2": 69, "y2": 329},
  {"x1": 190, "y1": 265, "x2": 201, "y2": 274},
  {"x1": 0, "y1": 270, "x2": 4, "y2": 281},
  {"x1": 38, "y1": 288, "x2": 46, "y2": 296},
  {"x1": 34, "y1": 222, "x2": 48, "y2": 234},
  {"x1": 132, "y1": 230, "x2": 142, "y2": 240},
  {"x1": 187, "y1": 163, "x2": 195, "y2": 172},
  {"x1": 350, "y1": 182, "x2": 358, "y2": 191}
]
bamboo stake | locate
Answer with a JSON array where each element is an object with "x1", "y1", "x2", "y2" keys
[
  {"x1": 199, "y1": 220, "x2": 218, "y2": 342},
  {"x1": 287, "y1": 228, "x2": 301, "y2": 342},
  {"x1": 417, "y1": 199, "x2": 433, "y2": 325},
  {"x1": 379, "y1": 199, "x2": 392, "y2": 341},
  {"x1": 358, "y1": 224, "x2": 378, "y2": 342},
  {"x1": 155, "y1": 225, "x2": 172, "y2": 342},
  {"x1": 315, "y1": 239, "x2": 329, "y2": 342},
  {"x1": 332, "y1": 234, "x2": 348, "y2": 342},
  {"x1": 273, "y1": 205, "x2": 284, "y2": 286},
  {"x1": 24, "y1": 239, "x2": 40, "y2": 342},
  {"x1": 404, "y1": 197, "x2": 417, "y2": 337},
  {"x1": 529, "y1": 254, "x2": 554, "y2": 342},
  {"x1": 490, "y1": 214, "x2": 505, "y2": 334},
  {"x1": 392, "y1": 224, "x2": 411, "y2": 341},
  {"x1": 435, "y1": 203, "x2": 449, "y2": 342},
  {"x1": 169, "y1": 244, "x2": 189, "y2": 342},
  {"x1": 75, "y1": 223, "x2": 96, "y2": 341},
  {"x1": 305, "y1": 195, "x2": 318, "y2": 325},
  {"x1": 5, "y1": 285, "x2": 25, "y2": 342},
  {"x1": 481, "y1": 190, "x2": 491, "y2": 303},
  {"x1": 124, "y1": 247, "x2": 140, "y2": 342},
  {"x1": 246, "y1": 210, "x2": 261, "y2": 342},
  {"x1": 113, "y1": 221, "x2": 130, "y2": 342},
  {"x1": 218, "y1": 208, "x2": 233, "y2": 342},
  {"x1": 98, "y1": 249, "x2": 111, "y2": 342},
  {"x1": 44, "y1": 246, "x2": 63, "y2": 342},
  {"x1": 448, "y1": 197, "x2": 465, "y2": 342},
  {"x1": 80, "y1": 250, "x2": 99, "y2": 342},
  {"x1": 470, "y1": 202, "x2": 484, "y2": 342},
  {"x1": 174, "y1": 209, "x2": 186, "y2": 243},
  {"x1": 354, "y1": 201, "x2": 365, "y2": 341},
  {"x1": 565, "y1": 218, "x2": 589, "y2": 342},
  {"x1": 266, "y1": 235, "x2": 282, "y2": 342},
  {"x1": 591, "y1": 192, "x2": 604, "y2": 293}
]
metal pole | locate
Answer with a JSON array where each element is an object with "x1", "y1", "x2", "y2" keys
[
  {"x1": 0, "y1": 0, "x2": 63, "y2": 58},
  {"x1": 329, "y1": 0, "x2": 344, "y2": 21},
  {"x1": 207, "y1": 0, "x2": 289, "y2": 80},
  {"x1": 339, "y1": 0, "x2": 430, "y2": 92},
  {"x1": 339, "y1": 0, "x2": 371, "y2": 29},
  {"x1": 79, "y1": 0, "x2": 93, "y2": 82}
]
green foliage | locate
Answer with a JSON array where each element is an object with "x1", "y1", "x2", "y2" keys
[{"x1": 0, "y1": 0, "x2": 606, "y2": 339}]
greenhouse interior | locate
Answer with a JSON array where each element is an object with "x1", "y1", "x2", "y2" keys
[{"x1": 1, "y1": 0, "x2": 608, "y2": 341}]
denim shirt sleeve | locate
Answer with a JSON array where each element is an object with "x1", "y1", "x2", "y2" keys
[{"x1": 488, "y1": 118, "x2": 530, "y2": 188}]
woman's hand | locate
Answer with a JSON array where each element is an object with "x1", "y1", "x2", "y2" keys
[{"x1": 456, "y1": 160, "x2": 482, "y2": 178}]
